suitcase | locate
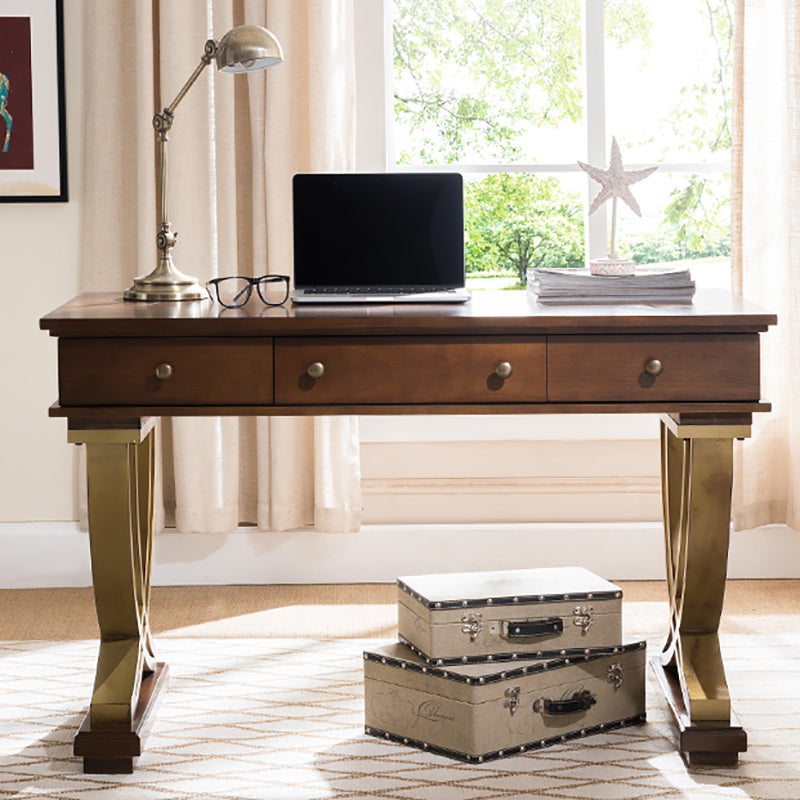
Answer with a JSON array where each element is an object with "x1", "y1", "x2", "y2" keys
[
  {"x1": 364, "y1": 640, "x2": 646, "y2": 762},
  {"x1": 397, "y1": 567, "x2": 623, "y2": 665}
]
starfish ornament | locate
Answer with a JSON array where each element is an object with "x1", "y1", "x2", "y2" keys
[
  {"x1": 577, "y1": 137, "x2": 657, "y2": 261},
  {"x1": 577, "y1": 136, "x2": 657, "y2": 217}
]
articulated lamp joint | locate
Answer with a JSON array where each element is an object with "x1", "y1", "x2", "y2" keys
[
  {"x1": 152, "y1": 109, "x2": 174, "y2": 142},
  {"x1": 156, "y1": 223, "x2": 178, "y2": 253},
  {"x1": 202, "y1": 39, "x2": 219, "y2": 64}
]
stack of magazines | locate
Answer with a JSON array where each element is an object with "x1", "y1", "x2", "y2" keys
[{"x1": 528, "y1": 266, "x2": 696, "y2": 305}]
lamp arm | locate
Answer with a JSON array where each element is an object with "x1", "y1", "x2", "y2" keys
[{"x1": 153, "y1": 39, "x2": 219, "y2": 141}]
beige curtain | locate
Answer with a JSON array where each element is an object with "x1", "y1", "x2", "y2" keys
[
  {"x1": 731, "y1": 0, "x2": 800, "y2": 529},
  {"x1": 80, "y1": 0, "x2": 361, "y2": 534}
]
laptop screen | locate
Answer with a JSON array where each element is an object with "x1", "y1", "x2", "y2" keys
[{"x1": 292, "y1": 172, "x2": 465, "y2": 289}]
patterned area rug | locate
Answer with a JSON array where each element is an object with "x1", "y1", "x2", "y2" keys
[{"x1": 1, "y1": 634, "x2": 798, "y2": 799}]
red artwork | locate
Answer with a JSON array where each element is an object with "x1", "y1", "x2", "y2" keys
[{"x1": 0, "y1": 16, "x2": 33, "y2": 170}]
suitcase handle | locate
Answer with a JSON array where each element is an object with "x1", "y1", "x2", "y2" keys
[
  {"x1": 534, "y1": 689, "x2": 597, "y2": 716},
  {"x1": 502, "y1": 617, "x2": 564, "y2": 639}
]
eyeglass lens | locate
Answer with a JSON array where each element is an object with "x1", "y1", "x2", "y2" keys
[
  {"x1": 256, "y1": 276, "x2": 290, "y2": 306},
  {"x1": 214, "y1": 277, "x2": 253, "y2": 308}
]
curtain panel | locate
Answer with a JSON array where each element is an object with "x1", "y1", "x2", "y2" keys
[
  {"x1": 731, "y1": 0, "x2": 800, "y2": 529},
  {"x1": 79, "y1": 0, "x2": 362, "y2": 534}
]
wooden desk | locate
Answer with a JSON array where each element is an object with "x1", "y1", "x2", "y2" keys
[{"x1": 40, "y1": 289, "x2": 776, "y2": 772}]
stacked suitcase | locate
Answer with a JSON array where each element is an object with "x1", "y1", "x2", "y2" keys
[{"x1": 363, "y1": 566, "x2": 646, "y2": 762}]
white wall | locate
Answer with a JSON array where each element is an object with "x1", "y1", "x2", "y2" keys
[{"x1": 0, "y1": 2, "x2": 82, "y2": 523}]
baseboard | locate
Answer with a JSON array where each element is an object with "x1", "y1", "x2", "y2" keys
[{"x1": 1, "y1": 521, "x2": 799, "y2": 588}]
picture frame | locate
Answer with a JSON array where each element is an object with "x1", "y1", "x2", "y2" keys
[{"x1": 0, "y1": 0, "x2": 67, "y2": 202}]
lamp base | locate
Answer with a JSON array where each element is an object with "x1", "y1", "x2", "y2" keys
[
  {"x1": 123, "y1": 261, "x2": 210, "y2": 302},
  {"x1": 123, "y1": 279, "x2": 208, "y2": 302}
]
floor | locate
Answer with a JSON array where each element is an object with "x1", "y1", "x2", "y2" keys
[
  {"x1": 2, "y1": 580, "x2": 798, "y2": 640},
  {"x1": 3, "y1": 581, "x2": 799, "y2": 798}
]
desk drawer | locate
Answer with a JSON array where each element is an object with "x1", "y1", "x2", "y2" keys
[
  {"x1": 58, "y1": 338, "x2": 273, "y2": 405},
  {"x1": 548, "y1": 334, "x2": 760, "y2": 402},
  {"x1": 274, "y1": 337, "x2": 546, "y2": 405}
]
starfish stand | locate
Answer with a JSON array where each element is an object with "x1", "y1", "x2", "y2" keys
[{"x1": 590, "y1": 197, "x2": 636, "y2": 275}]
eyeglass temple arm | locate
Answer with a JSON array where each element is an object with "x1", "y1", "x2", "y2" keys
[{"x1": 233, "y1": 284, "x2": 251, "y2": 304}]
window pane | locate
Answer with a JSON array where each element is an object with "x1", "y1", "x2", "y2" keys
[
  {"x1": 602, "y1": 170, "x2": 730, "y2": 285},
  {"x1": 393, "y1": 0, "x2": 584, "y2": 165},
  {"x1": 605, "y1": 0, "x2": 733, "y2": 164},
  {"x1": 464, "y1": 172, "x2": 585, "y2": 280}
]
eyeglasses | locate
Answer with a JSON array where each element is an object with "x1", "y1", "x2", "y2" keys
[{"x1": 206, "y1": 274, "x2": 290, "y2": 308}]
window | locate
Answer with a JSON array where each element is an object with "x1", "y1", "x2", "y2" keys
[{"x1": 391, "y1": 0, "x2": 732, "y2": 290}]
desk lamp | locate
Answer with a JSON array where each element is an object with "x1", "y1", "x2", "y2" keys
[{"x1": 124, "y1": 25, "x2": 283, "y2": 302}]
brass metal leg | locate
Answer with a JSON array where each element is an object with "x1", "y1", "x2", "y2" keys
[
  {"x1": 652, "y1": 415, "x2": 748, "y2": 766},
  {"x1": 69, "y1": 422, "x2": 167, "y2": 773}
]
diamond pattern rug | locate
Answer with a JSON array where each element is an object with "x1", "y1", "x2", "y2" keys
[{"x1": 1, "y1": 634, "x2": 799, "y2": 799}]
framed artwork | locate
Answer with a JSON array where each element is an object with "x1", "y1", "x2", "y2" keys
[{"x1": 0, "y1": 0, "x2": 67, "y2": 202}]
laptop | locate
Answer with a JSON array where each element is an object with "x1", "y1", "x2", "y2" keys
[{"x1": 291, "y1": 172, "x2": 470, "y2": 303}]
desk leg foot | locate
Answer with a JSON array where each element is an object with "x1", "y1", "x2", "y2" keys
[
  {"x1": 658, "y1": 417, "x2": 748, "y2": 765},
  {"x1": 75, "y1": 663, "x2": 169, "y2": 774},
  {"x1": 650, "y1": 657, "x2": 746, "y2": 767}
]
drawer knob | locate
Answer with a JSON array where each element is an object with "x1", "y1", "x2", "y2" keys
[
  {"x1": 645, "y1": 358, "x2": 664, "y2": 377},
  {"x1": 307, "y1": 362, "x2": 326, "y2": 379},
  {"x1": 495, "y1": 361, "x2": 513, "y2": 379},
  {"x1": 154, "y1": 363, "x2": 173, "y2": 380}
]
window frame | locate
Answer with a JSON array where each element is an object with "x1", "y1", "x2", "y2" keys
[{"x1": 380, "y1": 0, "x2": 730, "y2": 265}]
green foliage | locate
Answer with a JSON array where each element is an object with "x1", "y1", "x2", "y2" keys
[
  {"x1": 394, "y1": 0, "x2": 585, "y2": 163},
  {"x1": 619, "y1": 227, "x2": 730, "y2": 264},
  {"x1": 604, "y1": 0, "x2": 653, "y2": 47},
  {"x1": 663, "y1": 173, "x2": 730, "y2": 252},
  {"x1": 465, "y1": 174, "x2": 584, "y2": 280},
  {"x1": 394, "y1": 0, "x2": 652, "y2": 164}
]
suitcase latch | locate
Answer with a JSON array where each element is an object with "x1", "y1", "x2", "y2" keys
[
  {"x1": 461, "y1": 612, "x2": 483, "y2": 642},
  {"x1": 501, "y1": 617, "x2": 564, "y2": 639},
  {"x1": 573, "y1": 605, "x2": 595, "y2": 632},
  {"x1": 503, "y1": 686, "x2": 521, "y2": 715},
  {"x1": 607, "y1": 663, "x2": 624, "y2": 689}
]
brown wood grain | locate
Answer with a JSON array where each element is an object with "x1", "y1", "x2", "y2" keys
[
  {"x1": 39, "y1": 290, "x2": 777, "y2": 338},
  {"x1": 47, "y1": 401, "x2": 772, "y2": 419}
]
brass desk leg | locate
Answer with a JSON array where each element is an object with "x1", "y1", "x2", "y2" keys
[
  {"x1": 69, "y1": 425, "x2": 168, "y2": 774},
  {"x1": 652, "y1": 416, "x2": 748, "y2": 767}
]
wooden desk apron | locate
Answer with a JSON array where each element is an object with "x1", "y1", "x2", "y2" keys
[
  {"x1": 39, "y1": 289, "x2": 776, "y2": 773},
  {"x1": 42, "y1": 289, "x2": 771, "y2": 418}
]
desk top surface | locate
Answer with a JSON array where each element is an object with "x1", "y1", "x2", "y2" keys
[{"x1": 41, "y1": 289, "x2": 777, "y2": 338}]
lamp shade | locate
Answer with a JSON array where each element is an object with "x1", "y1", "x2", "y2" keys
[{"x1": 216, "y1": 24, "x2": 284, "y2": 73}]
